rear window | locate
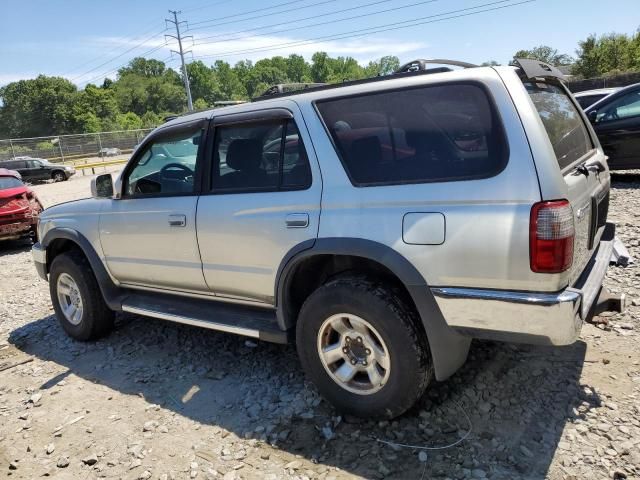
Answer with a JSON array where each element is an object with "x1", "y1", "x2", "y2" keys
[
  {"x1": 525, "y1": 82, "x2": 593, "y2": 170},
  {"x1": 0, "y1": 176, "x2": 23, "y2": 189},
  {"x1": 316, "y1": 83, "x2": 508, "y2": 186}
]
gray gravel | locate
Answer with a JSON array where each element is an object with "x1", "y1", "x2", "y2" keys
[{"x1": 0, "y1": 171, "x2": 639, "y2": 479}]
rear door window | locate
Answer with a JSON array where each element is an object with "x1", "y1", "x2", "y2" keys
[
  {"x1": 525, "y1": 82, "x2": 593, "y2": 170},
  {"x1": 315, "y1": 83, "x2": 508, "y2": 186}
]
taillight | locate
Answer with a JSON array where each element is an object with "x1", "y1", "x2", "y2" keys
[{"x1": 530, "y1": 200, "x2": 575, "y2": 273}]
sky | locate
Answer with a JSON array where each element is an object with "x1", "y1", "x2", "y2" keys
[{"x1": 0, "y1": 0, "x2": 638, "y2": 87}]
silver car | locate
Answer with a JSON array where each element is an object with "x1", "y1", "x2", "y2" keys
[{"x1": 32, "y1": 59, "x2": 616, "y2": 419}]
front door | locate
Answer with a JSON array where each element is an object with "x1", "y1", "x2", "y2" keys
[
  {"x1": 99, "y1": 121, "x2": 209, "y2": 293},
  {"x1": 593, "y1": 87, "x2": 640, "y2": 169},
  {"x1": 196, "y1": 108, "x2": 322, "y2": 304}
]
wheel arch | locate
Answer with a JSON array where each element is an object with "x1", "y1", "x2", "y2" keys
[
  {"x1": 42, "y1": 228, "x2": 122, "y2": 310},
  {"x1": 276, "y1": 238, "x2": 471, "y2": 380}
]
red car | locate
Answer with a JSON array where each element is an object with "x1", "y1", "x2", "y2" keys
[{"x1": 0, "y1": 168, "x2": 43, "y2": 242}]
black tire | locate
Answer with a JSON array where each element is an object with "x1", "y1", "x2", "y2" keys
[
  {"x1": 49, "y1": 250, "x2": 114, "y2": 341},
  {"x1": 52, "y1": 171, "x2": 66, "y2": 182},
  {"x1": 296, "y1": 275, "x2": 433, "y2": 419}
]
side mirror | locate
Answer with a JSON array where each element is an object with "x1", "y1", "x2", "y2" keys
[
  {"x1": 91, "y1": 174, "x2": 114, "y2": 198},
  {"x1": 587, "y1": 110, "x2": 598, "y2": 124}
]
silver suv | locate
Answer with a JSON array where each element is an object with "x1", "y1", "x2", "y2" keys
[{"x1": 32, "y1": 59, "x2": 616, "y2": 419}]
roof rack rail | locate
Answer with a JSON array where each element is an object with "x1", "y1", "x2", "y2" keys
[
  {"x1": 394, "y1": 58, "x2": 478, "y2": 73},
  {"x1": 250, "y1": 58, "x2": 479, "y2": 102},
  {"x1": 258, "y1": 82, "x2": 327, "y2": 98}
]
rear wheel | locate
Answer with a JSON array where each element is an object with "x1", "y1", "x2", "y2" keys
[
  {"x1": 296, "y1": 275, "x2": 433, "y2": 419},
  {"x1": 49, "y1": 251, "x2": 114, "y2": 341},
  {"x1": 52, "y1": 171, "x2": 66, "y2": 182}
]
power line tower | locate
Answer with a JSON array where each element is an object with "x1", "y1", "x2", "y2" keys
[{"x1": 166, "y1": 10, "x2": 194, "y2": 111}]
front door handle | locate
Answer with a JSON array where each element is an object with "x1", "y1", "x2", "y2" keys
[
  {"x1": 168, "y1": 214, "x2": 186, "y2": 227},
  {"x1": 285, "y1": 213, "x2": 309, "y2": 228}
]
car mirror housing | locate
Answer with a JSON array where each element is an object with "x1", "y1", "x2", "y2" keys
[
  {"x1": 91, "y1": 174, "x2": 114, "y2": 198},
  {"x1": 587, "y1": 109, "x2": 598, "y2": 123}
]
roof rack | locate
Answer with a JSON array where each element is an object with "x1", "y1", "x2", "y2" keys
[
  {"x1": 259, "y1": 83, "x2": 327, "y2": 98},
  {"x1": 394, "y1": 58, "x2": 478, "y2": 73},
  {"x1": 252, "y1": 60, "x2": 478, "y2": 103}
]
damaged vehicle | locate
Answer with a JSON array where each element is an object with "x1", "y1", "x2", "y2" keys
[{"x1": 0, "y1": 168, "x2": 43, "y2": 242}]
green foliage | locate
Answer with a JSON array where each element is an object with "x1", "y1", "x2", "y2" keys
[
  {"x1": 513, "y1": 45, "x2": 574, "y2": 66},
  {"x1": 116, "y1": 112, "x2": 143, "y2": 131},
  {"x1": 573, "y1": 30, "x2": 640, "y2": 78},
  {"x1": 0, "y1": 75, "x2": 77, "y2": 138}
]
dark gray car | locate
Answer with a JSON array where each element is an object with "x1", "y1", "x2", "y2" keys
[{"x1": 0, "y1": 158, "x2": 76, "y2": 182}]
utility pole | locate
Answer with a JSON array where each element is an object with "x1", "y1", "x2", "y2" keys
[{"x1": 166, "y1": 10, "x2": 194, "y2": 111}]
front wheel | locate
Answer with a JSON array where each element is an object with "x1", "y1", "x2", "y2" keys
[
  {"x1": 296, "y1": 275, "x2": 433, "y2": 419},
  {"x1": 49, "y1": 251, "x2": 114, "y2": 341},
  {"x1": 52, "y1": 171, "x2": 66, "y2": 182}
]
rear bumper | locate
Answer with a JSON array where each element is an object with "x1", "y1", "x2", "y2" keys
[
  {"x1": 432, "y1": 224, "x2": 615, "y2": 346},
  {"x1": 32, "y1": 242, "x2": 48, "y2": 280}
]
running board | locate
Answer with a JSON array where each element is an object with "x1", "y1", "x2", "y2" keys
[{"x1": 121, "y1": 292, "x2": 289, "y2": 344}]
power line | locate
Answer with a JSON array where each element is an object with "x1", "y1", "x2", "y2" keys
[
  {"x1": 193, "y1": 0, "x2": 392, "y2": 44},
  {"x1": 61, "y1": 22, "x2": 166, "y2": 78},
  {"x1": 182, "y1": 0, "x2": 235, "y2": 14},
  {"x1": 193, "y1": 0, "x2": 438, "y2": 48},
  {"x1": 71, "y1": 28, "x2": 167, "y2": 83},
  {"x1": 187, "y1": 0, "x2": 337, "y2": 31},
  {"x1": 191, "y1": 0, "x2": 534, "y2": 60},
  {"x1": 79, "y1": 42, "x2": 168, "y2": 86}
]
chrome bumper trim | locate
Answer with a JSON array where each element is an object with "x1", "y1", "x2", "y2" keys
[{"x1": 432, "y1": 233, "x2": 614, "y2": 346}]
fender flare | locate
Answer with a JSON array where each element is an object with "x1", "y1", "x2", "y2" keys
[
  {"x1": 275, "y1": 238, "x2": 470, "y2": 380},
  {"x1": 41, "y1": 228, "x2": 123, "y2": 311}
]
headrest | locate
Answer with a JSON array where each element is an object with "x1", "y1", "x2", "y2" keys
[{"x1": 226, "y1": 139, "x2": 263, "y2": 171}]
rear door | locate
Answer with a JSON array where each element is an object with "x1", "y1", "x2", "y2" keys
[
  {"x1": 591, "y1": 87, "x2": 640, "y2": 169},
  {"x1": 196, "y1": 106, "x2": 321, "y2": 304},
  {"x1": 525, "y1": 81, "x2": 609, "y2": 284}
]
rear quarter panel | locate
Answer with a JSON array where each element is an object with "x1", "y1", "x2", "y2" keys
[{"x1": 298, "y1": 68, "x2": 558, "y2": 291}]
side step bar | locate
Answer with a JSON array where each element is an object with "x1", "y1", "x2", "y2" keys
[{"x1": 121, "y1": 292, "x2": 289, "y2": 344}]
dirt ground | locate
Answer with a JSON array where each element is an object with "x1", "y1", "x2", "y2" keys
[{"x1": 0, "y1": 171, "x2": 639, "y2": 480}]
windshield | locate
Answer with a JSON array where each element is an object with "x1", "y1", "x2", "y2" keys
[
  {"x1": 525, "y1": 81, "x2": 593, "y2": 170},
  {"x1": 0, "y1": 176, "x2": 24, "y2": 189}
]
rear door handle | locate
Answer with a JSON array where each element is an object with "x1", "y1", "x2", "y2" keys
[
  {"x1": 168, "y1": 214, "x2": 186, "y2": 227},
  {"x1": 285, "y1": 213, "x2": 309, "y2": 228}
]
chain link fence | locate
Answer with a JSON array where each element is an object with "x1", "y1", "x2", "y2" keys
[{"x1": 0, "y1": 129, "x2": 154, "y2": 165}]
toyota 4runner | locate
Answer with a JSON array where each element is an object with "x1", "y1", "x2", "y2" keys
[{"x1": 32, "y1": 59, "x2": 618, "y2": 419}]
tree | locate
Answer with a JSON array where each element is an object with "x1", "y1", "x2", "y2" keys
[
  {"x1": 513, "y1": 45, "x2": 574, "y2": 66},
  {"x1": 0, "y1": 75, "x2": 77, "y2": 138},
  {"x1": 187, "y1": 61, "x2": 221, "y2": 105},
  {"x1": 286, "y1": 54, "x2": 311, "y2": 82},
  {"x1": 573, "y1": 31, "x2": 640, "y2": 78},
  {"x1": 115, "y1": 112, "x2": 142, "y2": 130},
  {"x1": 310, "y1": 52, "x2": 333, "y2": 83},
  {"x1": 212, "y1": 61, "x2": 247, "y2": 100},
  {"x1": 481, "y1": 60, "x2": 501, "y2": 66}
]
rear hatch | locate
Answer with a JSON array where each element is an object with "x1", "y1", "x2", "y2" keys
[{"x1": 525, "y1": 80, "x2": 610, "y2": 286}]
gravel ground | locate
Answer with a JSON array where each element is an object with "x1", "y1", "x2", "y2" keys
[{"x1": 0, "y1": 171, "x2": 639, "y2": 480}]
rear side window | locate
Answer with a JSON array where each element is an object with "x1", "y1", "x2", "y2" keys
[
  {"x1": 212, "y1": 119, "x2": 311, "y2": 192},
  {"x1": 316, "y1": 83, "x2": 508, "y2": 186},
  {"x1": 525, "y1": 82, "x2": 593, "y2": 170}
]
